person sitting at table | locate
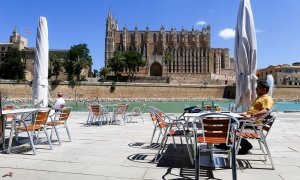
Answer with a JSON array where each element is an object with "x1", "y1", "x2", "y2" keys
[
  {"x1": 238, "y1": 80, "x2": 274, "y2": 154},
  {"x1": 52, "y1": 93, "x2": 66, "y2": 112},
  {"x1": 215, "y1": 80, "x2": 274, "y2": 154}
]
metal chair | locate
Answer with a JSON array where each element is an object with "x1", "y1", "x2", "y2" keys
[
  {"x1": 236, "y1": 110, "x2": 278, "y2": 169},
  {"x1": 47, "y1": 107, "x2": 72, "y2": 145},
  {"x1": 13, "y1": 109, "x2": 52, "y2": 155},
  {"x1": 193, "y1": 112, "x2": 239, "y2": 180},
  {"x1": 153, "y1": 109, "x2": 194, "y2": 165},
  {"x1": 128, "y1": 104, "x2": 145, "y2": 123},
  {"x1": 86, "y1": 104, "x2": 106, "y2": 126},
  {"x1": 112, "y1": 104, "x2": 129, "y2": 125},
  {"x1": 148, "y1": 106, "x2": 179, "y2": 147}
]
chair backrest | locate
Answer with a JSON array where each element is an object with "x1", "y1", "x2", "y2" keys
[
  {"x1": 150, "y1": 112, "x2": 157, "y2": 122},
  {"x1": 33, "y1": 110, "x2": 50, "y2": 126},
  {"x1": 261, "y1": 110, "x2": 278, "y2": 137},
  {"x1": 3, "y1": 105, "x2": 14, "y2": 119},
  {"x1": 202, "y1": 117, "x2": 230, "y2": 139},
  {"x1": 58, "y1": 108, "x2": 72, "y2": 122},
  {"x1": 140, "y1": 104, "x2": 146, "y2": 113},
  {"x1": 90, "y1": 104, "x2": 100, "y2": 114},
  {"x1": 195, "y1": 113, "x2": 239, "y2": 145},
  {"x1": 115, "y1": 104, "x2": 129, "y2": 113},
  {"x1": 153, "y1": 111, "x2": 168, "y2": 128}
]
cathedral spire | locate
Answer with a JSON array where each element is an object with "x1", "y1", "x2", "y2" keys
[{"x1": 107, "y1": 8, "x2": 112, "y2": 19}]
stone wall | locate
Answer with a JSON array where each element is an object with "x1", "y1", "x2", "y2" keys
[{"x1": 0, "y1": 81, "x2": 299, "y2": 100}]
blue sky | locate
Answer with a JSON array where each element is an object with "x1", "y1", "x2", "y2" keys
[{"x1": 1, "y1": 0, "x2": 300, "y2": 70}]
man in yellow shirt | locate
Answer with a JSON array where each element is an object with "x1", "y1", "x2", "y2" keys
[{"x1": 238, "y1": 80, "x2": 274, "y2": 154}]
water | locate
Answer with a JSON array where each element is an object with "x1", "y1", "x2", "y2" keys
[{"x1": 66, "y1": 100, "x2": 300, "y2": 113}]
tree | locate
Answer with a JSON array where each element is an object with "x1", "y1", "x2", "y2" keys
[
  {"x1": 92, "y1": 69, "x2": 99, "y2": 78},
  {"x1": 122, "y1": 51, "x2": 145, "y2": 81},
  {"x1": 99, "y1": 67, "x2": 109, "y2": 79},
  {"x1": 0, "y1": 47, "x2": 25, "y2": 80},
  {"x1": 49, "y1": 53, "x2": 63, "y2": 80},
  {"x1": 73, "y1": 56, "x2": 90, "y2": 81},
  {"x1": 64, "y1": 44, "x2": 93, "y2": 81},
  {"x1": 108, "y1": 51, "x2": 125, "y2": 82}
]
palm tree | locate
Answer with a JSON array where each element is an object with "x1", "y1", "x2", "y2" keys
[
  {"x1": 73, "y1": 55, "x2": 90, "y2": 81},
  {"x1": 108, "y1": 52, "x2": 125, "y2": 82},
  {"x1": 50, "y1": 54, "x2": 63, "y2": 80}
]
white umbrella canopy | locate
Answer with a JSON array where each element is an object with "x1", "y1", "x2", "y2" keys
[
  {"x1": 33, "y1": 17, "x2": 49, "y2": 108},
  {"x1": 234, "y1": 0, "x2": 257, "y2": 111},
  {"x1": 266, "y1": 74, "x2": 274, "y2": 97}
]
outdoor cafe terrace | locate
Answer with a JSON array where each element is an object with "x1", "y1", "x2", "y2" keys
[{"x1": 1, "y1": 110, "x2": 300, "y2": 180}]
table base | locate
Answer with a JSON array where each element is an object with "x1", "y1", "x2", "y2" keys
[{"x1": 199, "y1": 154, "x2": 230, "y2": 168}]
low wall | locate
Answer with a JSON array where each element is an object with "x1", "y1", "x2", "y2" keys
[{"x1": 0, "y1": 81, "x2": 299, "y2": 100}]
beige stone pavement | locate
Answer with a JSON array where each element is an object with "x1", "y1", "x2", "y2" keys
[{"x1": 1, "y1": 111, "x2": 300, "y2": 180}]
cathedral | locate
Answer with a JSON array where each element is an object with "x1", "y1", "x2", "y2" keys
[{"x1": 105, "y1": 10, "x2": 236, "y2": 84}]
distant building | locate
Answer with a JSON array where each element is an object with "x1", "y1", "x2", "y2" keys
[
  {"x1": 105, "y1": 10, "x2": 236, "y2": 84},
  {"x1": 0, "y1": 29, "x2": 90, "y2": 81},
  {"x1": 0, "y1": 28, "x2": 28, "y2": 61},
  {"x1": 257, "y1": 62, "x2": 300, "y2": 87}
]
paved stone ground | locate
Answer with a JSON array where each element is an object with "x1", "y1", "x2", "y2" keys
[{"x1": 1, "y1": 112, "x2": 300, "y2": 180}]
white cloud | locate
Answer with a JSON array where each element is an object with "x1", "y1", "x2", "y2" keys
[
  {"x1": 256, "y1": 28, "x2": 265, "y2": 33},
  {"x1": 219, "y1": 28, "x2": 235, "y2": 39},
  {"x1": 195, "y1": 21, "x2": 206, "y2": 26}
]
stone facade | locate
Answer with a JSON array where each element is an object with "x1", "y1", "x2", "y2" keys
[
  {"x1": 105, "y1": 10, "x2": 236, "y2": 84},
  {"x1": 1, "y1": 82, "x2": 299, "y2": 100},
  {"x1": 257, "y1": 62, "x2": 300, "y2": 87}
]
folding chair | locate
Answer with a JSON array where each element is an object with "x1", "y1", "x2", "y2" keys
[
  {"x1": 13, "y1": 109, "x2": 52, "y2": 155},
  {"x1": 47, "y1": 107, "x2": 72, "y2": 145},
  {"x1": 193, "y1": 112, "x2": 239, "y2": 180},
  {"x1": 236, "y1": 110, "x2": 278, "y2": 169}
]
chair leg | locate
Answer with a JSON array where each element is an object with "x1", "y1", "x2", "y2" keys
[
  {"x1": 195, "y1": 144, "x2": 200, "y2": 180},
  {"x1": 53, "y1": 126, "x2": 61, "y2": 145},
  {"x1": 140, "y1": 114, "x2": 144, "y2": 123},
  {"x1": 65, "y1": 124, "x2": 72, "y2": 142},
  {"x1": 231, "y1": 147, "x2": 237, "y2": 180},
  {"x1": 28, "y1": 131, "x2": 36, "y2": 155},
  {"x1": 155, "y1": 130, "x2": 168, "y2": 162},
  {"x1": 258, "y1": 139, "x2": 267, "y2": 161},
  {"x1": 44, "y1": 129, "x2": 53, "y2": 150},
  {"x1": 262, "y1": 138, "x2": 275, "y2": 169},
  {"x1": 150, "y1": 126, "x2": 157, "y2": 145},
  {"x1": 7, "y1": 121, "x2": 16, "y2": 154},
  {"x1": 172, "y1": 136, "x2": 177, "y2": 150},
  {"x1": 185, "y1": 135, "x2": 194, "y2": 165},
  {"x1": 156, "y1": 128, "x2": 163, "y2": 144}
]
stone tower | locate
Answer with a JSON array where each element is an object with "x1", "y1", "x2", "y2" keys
[
  {"x1": 9, "y1": 28, "x2": 28, "y2": 50},
  {"x1": 105, "y1": 9, "x2": 118, "y2": 67}
]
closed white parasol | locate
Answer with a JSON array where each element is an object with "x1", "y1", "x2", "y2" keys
[
  {"x1": 33, "y1": 16, "x2": 49, "y2": 108},
  {"x1": 234, "y1": 0, "x2": 257, "y2": 111}
]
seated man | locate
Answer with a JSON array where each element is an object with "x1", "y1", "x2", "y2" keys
[
  {"x1": 215, "y1": 80, "x2": 274, "y2": 154},
  {"x1": 52, "y1": 93, "x2": 66, "y2": 112},
  {"x1": 238, "y1": 80, "x2": 274, "y2": 154}
]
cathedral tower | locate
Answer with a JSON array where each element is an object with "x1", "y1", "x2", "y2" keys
[{"x1": 105, "y1": 9, "x2": 117, "y2": 67}]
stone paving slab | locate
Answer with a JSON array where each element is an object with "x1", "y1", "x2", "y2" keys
[{"x1": 1, "y1": 111, "x2": 300, "y2": 179}]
